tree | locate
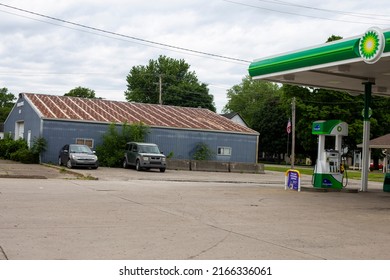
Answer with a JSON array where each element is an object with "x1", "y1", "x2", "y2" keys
[
  {"x1": 223, "y1": 76, "x2": 288, "y2": 161},
  {"x1": 125, "y1": 55, "x2": 216, "y2": 111},
  {"x1": 64, "y1": 86, "x2": 96, "y2": 98},
  {"x1": 252, "y1": 94, "x2": 289, "y2": 161},
  {"x1": 0, "y1": 87, "x2": 16, "y2": 122},
  {"x1": 223, "y1": 76, "x2": 281, "y2": 127},
  {"x1": 281, "y1": 84, "x2": 390, "y2": 164},
  {"x1": 224, "y1": 75, "x2": 390, "y2": 164},
  {"x1": 95, "y1": 122, "x2": 149, "y2": 167},
  {"x1": 327, "y1": 35, "x2": 343, "y2": 42}
]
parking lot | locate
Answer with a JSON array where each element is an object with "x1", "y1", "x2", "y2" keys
[{"x1": 0, "y1": 160, "x2": 389, "y2": 260}]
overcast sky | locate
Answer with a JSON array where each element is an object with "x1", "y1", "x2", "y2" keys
[{"x1": 1, "y1": 1, "x2": 390, "y2": 112}]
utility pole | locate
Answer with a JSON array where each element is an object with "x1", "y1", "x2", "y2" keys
[
  {"x1": 291, "y1": 97, "x2": 296, "y2": 169},
  {"x1": 158, "y1": 74, "x2": 162, "y2": 105}
]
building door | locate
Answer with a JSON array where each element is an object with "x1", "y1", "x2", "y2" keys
[{"x1": 15, "y1": 121, "x2": 24, "y2": 140}]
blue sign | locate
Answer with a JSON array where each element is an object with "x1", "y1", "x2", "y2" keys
[
  {"x1": 322, "y1": 178, "x2": 332, "y2": 187},
  {"x1": 285, "y1": 169, "x2": 301, "y2": 191},
  {"x1": 314, "y1": 124, "x2": 321, "y2": 131}
]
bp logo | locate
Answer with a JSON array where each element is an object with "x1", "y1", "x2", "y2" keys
[{"x1": 359, "y1": 27, "x2": 385, "y2": 64}]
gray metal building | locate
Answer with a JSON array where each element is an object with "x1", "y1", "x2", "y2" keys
[{"x1": 4, "y1": 93, "x2": 259, "y2": 164}]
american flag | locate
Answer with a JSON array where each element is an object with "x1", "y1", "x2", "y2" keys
[{"x1": 286, "y1": 119, "x2": 292, "y2": 134}]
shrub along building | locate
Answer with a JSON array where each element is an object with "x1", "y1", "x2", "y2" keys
[{"x1": 4, "y1": 93, "x2": 259, "y2": 165}]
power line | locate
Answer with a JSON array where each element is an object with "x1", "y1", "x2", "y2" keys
[
  {"x1": 224, "y1": 0, "x2": 390, "y2": 26},
  {"x1": 0, "y1": 8, "x2": 249, "y2": 66},
  {"x1": 256, "y1": 0, "x2": 390, "y2": 20},
  {"x1": 0, "y1": 3, "x2": 251, "y2": 64}
]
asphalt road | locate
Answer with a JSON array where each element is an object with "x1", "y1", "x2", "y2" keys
[{"x1": 0, "y1": 160, "x2": 389, "y2": 260}]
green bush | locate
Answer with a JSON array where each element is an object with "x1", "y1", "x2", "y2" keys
[
  {"x1": 0, "y1": 135, "x2": 28, "y2": 159},
  {"x1": 30, "y1": 137, "x2": 47, "y2": 155},
  {"x1": 192, "y1": 142, "x2": 214, "y2": 161},
  {"x1": 10, "y1": 149, "x2": 38, "y2": 163},
  {"x1": 0, "y1": 135, "x2": 47, "y2": 163},
  {"x1": 166, "y1": 151, "x2": 174, "y2": 159},
  {"x1": 0, "y1": 137, "x2": 8, "y2": 157},
  {"x1": 96, "y1": 122, "x2": 149, "y2": 167}
]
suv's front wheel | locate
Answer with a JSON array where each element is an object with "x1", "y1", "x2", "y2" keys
[{"x1": 135, "y1": 159, "x2": 141, "y2": 171}]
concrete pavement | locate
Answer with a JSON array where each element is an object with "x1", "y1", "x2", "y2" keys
[
  {"x1": 0, "y1": 159, "x2": 383, "y2": 190},
  {"x1": 0, "y1": 160, "x2": 389, "y2": 260},
  {"x1": 0, "y1": 160, "x2": 81, "y2": 180}
]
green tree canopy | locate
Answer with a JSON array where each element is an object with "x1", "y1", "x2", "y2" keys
[
  {"x1": 64, "y1": 86, "x2": 96, "y2": 98},
  {"x1": 281, "y1": 85, "x2": 360, "y2": 161},
  {"x1": 223, "y1": 76, "x2": 288, "y2": 160},
  {"x1": 224, "y1": 74, "x2": 390, "y2": 164},
  {"x1": 125, "y1": 55, "x2": 216, "y2": 111},
  {"x1": 282, "y1": 84, "x2": 390, "y2": 163},
  {"x1": 326, "y1": 35, "x2": 343, "y2": 42},
  {"x1": 223, "y1": 76, "x2": 281, "y2": 127},
  {"x1": 0, "y1": 87, "x2": 16, "y2": 122}
]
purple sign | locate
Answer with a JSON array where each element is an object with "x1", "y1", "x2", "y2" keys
[{"x1": 285, "y1": 169, "x2": 301, "y2": 191}]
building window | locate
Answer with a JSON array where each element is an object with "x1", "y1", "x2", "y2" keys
[
  {"x1": 76, "y1": 138, "x2": 94, "y2": 148},
  {"x1": 217, "y1": 146, "x2": 232, "y2": 156}
]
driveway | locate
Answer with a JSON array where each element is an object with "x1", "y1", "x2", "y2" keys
[
  {"x1": 0, "y1": 159, "x2": 382, "y2": 190},
  {"x1": 0, "y1": 159, "x2": 388, "y2": 260}
]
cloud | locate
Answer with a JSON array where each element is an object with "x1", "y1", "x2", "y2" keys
[{"x1": 1, "y1": 0, "x2": 390, "y2": 112}]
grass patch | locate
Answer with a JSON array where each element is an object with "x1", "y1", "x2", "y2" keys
[
  {"x1": 43, "y1": 163, "x2": 98, "y2": 180},
  {"x1": 78, "y1": 174, "x2": 98, "y2": 180},
  {"x1": 265, "y1": 164, "x2": 385, "y2": 182},
  {"x1": 59, "y1": 167, "x2": 67, "y2": 173},
  {"x1": 265, "y1": 165, "x2": 313, "y2": 175}
]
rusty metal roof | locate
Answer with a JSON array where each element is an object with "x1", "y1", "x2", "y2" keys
[{"x1": 23, "y1": 93, "x2": 258, "y2": 135}]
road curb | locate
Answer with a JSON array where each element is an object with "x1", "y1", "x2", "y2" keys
[
  {"x1": 0, "y1": 174, "x2": 47, "y2": 179},
  {"x1": 41, "y1": 163, "x2": 99, "y2": 180}
]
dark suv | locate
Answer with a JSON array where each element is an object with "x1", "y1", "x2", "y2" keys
[{"x1": 123, "y1": 142, "x2": 166, "y2": 172}]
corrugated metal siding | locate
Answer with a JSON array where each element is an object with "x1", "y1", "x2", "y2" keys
[
  {"x1": 41, "y1": 120, "x2": 108, "y2": 163},
  {"x1": 147, "y1": 128, "x2": 258, "y2": 163},
  {"x1": 40, "y1": 122, "x2": 258, "y2": 164},
  {"x1": 4, "y1": 96, "x2": 42, "y2": 145}
]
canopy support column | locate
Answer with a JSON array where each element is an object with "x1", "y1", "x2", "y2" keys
[{"x1": 361, "y1": 81, "x2": 373, "y2": 192}]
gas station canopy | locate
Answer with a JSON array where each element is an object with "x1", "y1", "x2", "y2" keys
[
  {"x1": 248, "y1": 27, "x2": 390, "y2": 191},
  {"x1": 249, "y1": 27, "x2": 390, "y2": 97}
]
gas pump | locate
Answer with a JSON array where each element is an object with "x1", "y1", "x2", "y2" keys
[{"x1": 312, "y1": 120, "x2": 348, "y2": 189}]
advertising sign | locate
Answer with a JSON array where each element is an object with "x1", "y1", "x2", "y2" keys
[{"x1": 285, "y1": 169, "x2": 301, "y2": 192}]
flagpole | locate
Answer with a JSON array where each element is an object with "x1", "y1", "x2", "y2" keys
[
  {"x1": 286, "y1": 118, "x2": 291, "y2": 166},
  {"x1": 286, "y1": 131, "x2": 290, "y2": 166}
]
